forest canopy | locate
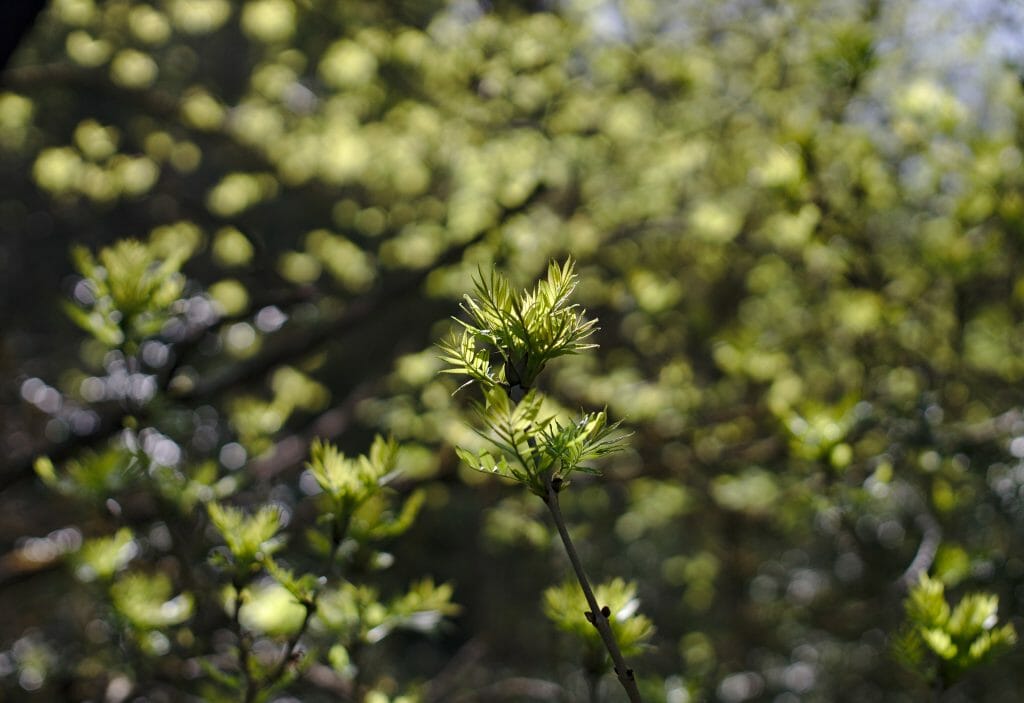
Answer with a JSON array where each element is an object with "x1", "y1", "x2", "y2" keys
[{"x1": 1, "y1": 0, "x2": 1024, "y2": 701}]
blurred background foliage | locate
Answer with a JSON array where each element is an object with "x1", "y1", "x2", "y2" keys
[{"x1": 2, "y1": 0, "x2": 1024, "y2": 700}]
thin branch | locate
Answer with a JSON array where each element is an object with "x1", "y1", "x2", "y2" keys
[
  {"x1": 450, "y1": 676, "x2": 569, "y2": 703},
  {"x1": 229, "y1": 578, "x2": 258, "y2": 703},
  {"x1": 0, "y1": 240, "x2": 467, "y2": 491},
  {"x1": 543, "y1": 476, "x2": 643, "y2": 703},
  {"x1": 422, "y1": 638, "x2": 488, "y2": 703},
  {"x1": 0, "y1": 539, "x2": 66, "y2": 589},
  {"x1": 265, "y1": 600, "x2": 316, "y2": 689},
  {"x1": 3, "y1": 172, "x2": 549, "y2": 490},
  {"x1": 248, "y1": 381, "x2": 374, "y2": 483},
  {"x1": 897, "y1": 510, "x2": 942, "y2": 592}
]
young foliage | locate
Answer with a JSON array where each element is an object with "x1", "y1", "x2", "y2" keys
[
  {"x1": 898, "y1": 573, "x2": 1018, "y2": 686},
  {"x1": 315, "y1": 578, "x2": 459, "y2": 645},
  {"x1": 544, "y1": 578, "x2": 655, "y2": 662},
  {"x1": 439, "y1": 259, "x2": 597, "y2": 392},
  {"x1": 64, "y1": 238, "x2": 194, "y2": 351},
  {"x1": 207, "y1": 502, "x2": 284, "y2": 571},
  {"x1": 109, "y1": 572, "x2": 194, "y2": 631},
  {"x1": 34, "y1": 447, "x2": 139, "y2": 501},
  {"x1": 74, "y1": 528, "x2": 137, "y2": 582},
  {"x1": 456, "y1": 386, "x2": 628, "y2": 495},
  {"x1": 190, "y1": 437, "x2": 453, "y2": 700},
  {"x1": 307, "y1": 434, "x2": 398, "y2": 509},
  {"x1": 442, "y1": 260, "x2": 643, "y2": 701}
]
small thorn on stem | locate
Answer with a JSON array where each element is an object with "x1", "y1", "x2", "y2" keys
[{"x1": 584, "y1": 610, "x2": 595, "y2": 623}]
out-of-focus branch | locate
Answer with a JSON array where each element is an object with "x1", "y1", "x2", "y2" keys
[
  {"x1": 897, "y1": 510, "x2": 942, "y2": 592},
  {"x1": 0, "y1": 540, "x2": 66, "y2": 590},
  {"x1": 2, "y1": 174, "x2": 549, "y2": 492},
  {"x1": 422, "y1": 638, "x2": 488, "y2": 703},
  {"x1": 248, "y1": 380, "x2": 375, "y2": 482},
  {"x1": 0, "y1": 1, "x2": 48, "y2": 73},
  {"x1": 0, "y1": 62, "x2": 276, "y2": 169},
  {"x1": 450, "y1": 677, "x2": 569, "y2": 703},
  {"x1": 1, "y1": 288, "x2": 315, "y2": 492}
]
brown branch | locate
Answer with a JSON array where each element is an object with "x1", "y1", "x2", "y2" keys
[
  {"x1": 543, "y1": 476, "x2": 643, "y2": 703},
  {"x1": 450, "y1": 677, "x2": 569, "y2": 703},
  {"x1": 2, "y1": 169, "x2": 550, "y2": 492},
  {"x1": 0, "y1": 289, "x2": 316, "y2": 492},
  {"x1": 0, "y1": 540, "x2": 66, "y2": 590},
  {"x1": 422, "y1": 638, "x2": 488, "y2": 703}
]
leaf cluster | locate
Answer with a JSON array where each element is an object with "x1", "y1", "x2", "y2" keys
[
  {"x1": 543, "y1": 577, "x2": 655, "y2": 665},
  {"x1": 439, "y1": 259, "x2": 596, "y2": 393},
  {"x1": 207, "y1": 502, "x2": 285, "y2": 573},
  {"x1": 64, "y1": 239, "x2": 193, "y2": 351},
  {"x1": 456, "y1": 386, "x2": 628, "y2": 495},
  {"x1": 307, "y1": 435, "x2": 398, "y2": 510},
  {"x1": 305, "y1": 435, "x2": 424, "y2": 548},
  {"x1": 317, "y1": 578, "x2": 459, "y2": 646},
  {"x1": 898, "y1": 573, "x2": 1018, "y2": 684}
]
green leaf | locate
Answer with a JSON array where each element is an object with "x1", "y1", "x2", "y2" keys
[
  {"x1": 40, "y1": 446, "x2": 140, "y2": 500},
  {"x1": 365, "y1": 578, "x2": 460, "y2": 644},
  {"x1": 966, "y1": 623, "x2": 1018, "y2": 665},
  {"x1": 365, "y1": 489, "x2": 426, "y2": 540},
  {"x1": 900, "y1": 571, "x2": 1018, "y2": 682},
  {"x1": 264, "y1": 558, "x2": 320, "y2": 605},
  {"x1": 64, "y1": 238, "x2": 193, "y2": 350},
  {"x1": 440, "y1": 258, "x2": 597, "y2": 391},
  {"x1": 207, "y1": 502, "x2": 283, "y2": 566},
  {"x1": 905, "y1": 574, "x2": 950, "y2": 629},
  {"x1": 920, "y1": 628, "x2": 957, "y2": 660},
  {"x1": 947, "y1": 593, "x2": 999, "y2": 642},
  {"x1": 316, "y1": 582, "x2": 380, "y2": 639},
  {"x1": 539, "y1": 410, "x2": 630, "y2": 478},
  {"x1": 75, "y1": 528, "x2": 137, "y2": 581},
  {"x1": 306, "y1": 435, "x2": 398, "y2": 508},
  {"x1": 238, "y1": 581, "x2": 308, "y2": 636},
  {"x1": 543, "y1": 578, "x2": 654, "y2": 659},
  {"x1": 110, "y1": 571, "x2": 194, "y2": 629}
]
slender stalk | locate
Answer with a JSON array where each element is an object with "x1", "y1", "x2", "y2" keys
[
  {"x1": 230, "y1": 578, "x2": 258, "y2": 703},
  {"x1": 266, "y1": 600, "x2": 316, "y2": 687},
  {"x1": 266, "y1": 506, "x2": 351, "y2": 690},
  {"x1": 542, "y1": 475, "x2": 643, "y2": 703}
]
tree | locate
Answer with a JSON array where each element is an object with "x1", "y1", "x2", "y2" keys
[{"x1": 1, "y1": 0, "x2": 1022, "y2": 700}]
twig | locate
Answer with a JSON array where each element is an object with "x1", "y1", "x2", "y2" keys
[
  {"x1": 265, "y1": 600, "x2": 316, "y2": 689},
  {"x1": 897, "y1": 510, "x2": 942, "y2": 592},
  {"x1": 543, "y1": 475, "x2": 643, "y2": 703},
  {"x1": 229, "y1": 578, "x2": 258, "y2": 703},
  {"x1": 422, "y1": 638, "x2": 488, "y2": 703},
  {"x1": 450, "y1": 676, "x2": 569, "y2": 703},
  {"x1": 248, "y1": 380, "x2": 375, "y2": 482}
]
